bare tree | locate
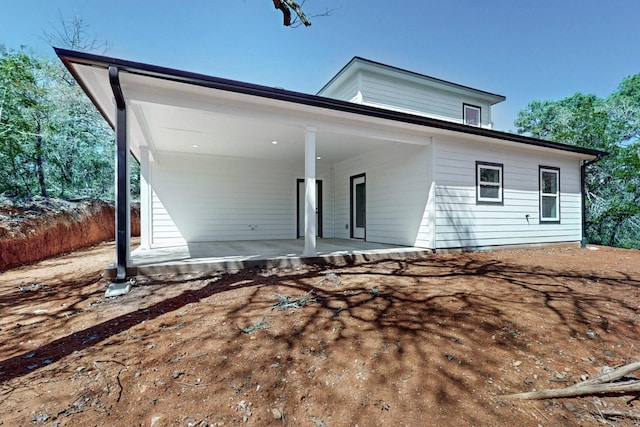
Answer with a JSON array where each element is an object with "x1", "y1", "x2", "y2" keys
[
  {"x1": 42, "y1": 12, "x2": 108, "y2": 53},
  {"x1": 271, "y1": 0, "x2": 332, "y2": 27}
]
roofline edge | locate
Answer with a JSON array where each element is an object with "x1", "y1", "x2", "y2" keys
[{"x1": 54, "y1": 48, "x2": 606, "y2": 159}]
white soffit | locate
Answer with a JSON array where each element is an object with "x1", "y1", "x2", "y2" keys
[
  {"x1": 116, "y1": 71, "x2": 429, "y2": 162},
  {"x1": 73, "y1": 63, "x2": 115, "y2": 125}
]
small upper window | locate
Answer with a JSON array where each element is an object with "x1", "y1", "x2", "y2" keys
[
  {"x1": 539, "y1": 166, "x2": 560, "y2": 222},
  {"x1": 464, "y1": 104, "x2": 481, "y2": 126},
  {"x1": 476, "y1": 161, "x2": 503, "y2": 204}
]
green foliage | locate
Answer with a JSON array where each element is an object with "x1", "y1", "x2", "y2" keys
[
  {"x1": 516, "y1": 75, "x2": 640, "y2": 248},
  {"x1": 0, "y1": 44, "x2": 139, "y2": 202},
  {"x1": 44, "y1": 56, "x2": 116, "y2": 199},
  {"x1": 0, "y1": 49, "x2": 50, "y2": 196}
]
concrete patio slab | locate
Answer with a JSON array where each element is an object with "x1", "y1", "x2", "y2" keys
[{"x1": 106, "y1": 239, "x2": 433, "y2": 277}]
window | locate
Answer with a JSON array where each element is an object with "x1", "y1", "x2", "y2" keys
[
  {"x1": 476, "y1": 162, "x2": 503, "y2": 204},
  {"x1": 464, "y1": 104, "x2": 481, "y2": 126},
  {"x1": 539, "y1": 166, "x2": 560, "y2": 222}
]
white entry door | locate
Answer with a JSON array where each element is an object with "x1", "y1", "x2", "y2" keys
[
  {"x1": 297, "y1": 179, "x2": 322, "y2": 238},
  {"x1": 351, "y1": 174, "x2": 366, "y2": 239}
]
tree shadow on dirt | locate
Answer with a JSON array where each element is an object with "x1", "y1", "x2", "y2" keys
[
  {"x1": 0, "y1": 269, "x2": 320, "y2": 383},
  {"x1": 333, "y1": 256, "x2": 640, "y2": 337},
  {"x1": 1, "y1": 253, "x2": 639, "y2": 427}
]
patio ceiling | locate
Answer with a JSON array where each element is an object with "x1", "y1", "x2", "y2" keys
[
  {"x1": 133, "y1": 101, "x2": 398, "y2": 164},
  {"x1": 69, "y1": 61, "x2": 431, "y2": 165}
]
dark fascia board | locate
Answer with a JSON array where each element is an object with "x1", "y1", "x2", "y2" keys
[
  {"x1": 54, "y1": 48, "x2": 606, "y2": 158},
  {"x1": 318, "y1": 56, "x2": 507, "y2": 105}
]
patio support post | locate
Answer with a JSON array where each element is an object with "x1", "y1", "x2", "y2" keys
[
  {"x1": 304, "y1": 126, "x2": 317, "y2": 257},
  {"x1": 139, "y1": 145, "x2": 151, "y2": 250},
  {"x1": 107, "y1": 66, "x2": 132, "y2": 295}
]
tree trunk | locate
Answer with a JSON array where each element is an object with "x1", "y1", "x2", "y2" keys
[
  {"x1": 35, "y1": 118, "x2": 48, "y2": 198},
  {"x1": 609, "y1": 216, "x2": 623, "y2": 246}
]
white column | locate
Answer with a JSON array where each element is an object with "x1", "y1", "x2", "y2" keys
[
  {"x1": 139, "y1": 146, "x2": 151, "y2": 250},
  {"x1": 430, "y1": 138, "x2": 437, "y2": 250},
  {"x1": 304, "y1": 126, "x2": 317, "y2": 257}
]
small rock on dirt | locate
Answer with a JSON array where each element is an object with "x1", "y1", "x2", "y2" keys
[
  {"x1": 150, "y1": 414, "x2": 166, "y2": 427},
  {"x1": 310, "y1": 416, "x2": 326, "y2": 427}
]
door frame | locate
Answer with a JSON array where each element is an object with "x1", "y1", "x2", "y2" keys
[
  {"x1": 296, "y1": 178, "x2": 323, "y2": 238},
  {"x1": 350, "y1": 173, "x2": 366, "y2": 240}
]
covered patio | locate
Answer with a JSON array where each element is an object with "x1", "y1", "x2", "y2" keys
[
  {"x1": 106, "y1": 238, "x2": 432, "y2": 277},
  {"x1": 57, "y1": 48, "x2": 436, "y2": 291}
]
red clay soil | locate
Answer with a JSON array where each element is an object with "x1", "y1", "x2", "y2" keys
[
  {"x1": 0, "y1": 242, "x2": 639, "y2": 426},
  {"x1": 0, "y1": 199, "x2": 140, "y2": 271}
]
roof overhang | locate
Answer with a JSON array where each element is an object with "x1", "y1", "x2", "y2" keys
[{"x1": 55, "y1": 48, "x2": 606, "y2": 163}]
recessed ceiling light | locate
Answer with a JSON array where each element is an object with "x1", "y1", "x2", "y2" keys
[
  {"x1": 192, "y1": 144, "x2": 199, "y2": 148},
  {"x1": 316, "y1": 156, "x2": 322, "y2": 160},
  {"x1": 271, "y1": 140, "x2": 278, "y2": 145}
]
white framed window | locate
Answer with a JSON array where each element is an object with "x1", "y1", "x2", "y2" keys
[
  {"x1": 539, "y1": 166, "x2": 560, "y2": 222},
  {"x1": 464, "y1": 103, "x2": 481, "y2": 126},
  {"x1": 476, "y1": 161, "x2": 503, "y2": 204}
]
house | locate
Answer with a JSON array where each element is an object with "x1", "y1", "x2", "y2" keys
[{"x1": 55, "y1": 49, "x2": 605, "y2": 284}]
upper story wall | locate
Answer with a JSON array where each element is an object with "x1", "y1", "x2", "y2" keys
[{"x1": 318, "y1": 57, "x2": 505, "y2": 129}]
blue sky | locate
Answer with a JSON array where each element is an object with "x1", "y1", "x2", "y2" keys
[{"x1": 2, "y1": 0, "x2": 639, "y2": 132}]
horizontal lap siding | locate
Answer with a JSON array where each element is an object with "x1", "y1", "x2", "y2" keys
[
  {"x1": 359, "y1": 71, "x2": 492, "y2": 127},
  {"x1": 434, "y1": 137, "x2": 583, "y2": 249},
  {"x1": 152, "y1": 192, "x2": 185, "y2": 245},
  {"x1": 334, "y1": 144, "x2": 432, "y2": 246},
  {"x1": 330, "y1": 79, "x2": 360, "y2": 103},
  {"x1": 150, "y1": 154, "x2": 333, "y2": 244}
]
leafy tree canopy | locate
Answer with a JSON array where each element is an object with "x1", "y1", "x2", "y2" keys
[
  {"x1": 515, "y1": 75, "x2": 640, "y2": 248},
  {"x1": 0, "y1": 15, "x2": 140, "y2": 202}
]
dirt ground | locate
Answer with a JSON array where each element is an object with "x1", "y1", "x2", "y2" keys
[
  {"x1": 0, "y1": 241, "x2": 639, "y2": 427},
  {"x1": 0, "y1": 198, "x2": 140, "y2": 271}
]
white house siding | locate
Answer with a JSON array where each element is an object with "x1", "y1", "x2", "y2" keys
[
  {"x1": 333, "y1": 143, "x2": 432, "y2": 247},
  {"x1": 357, "y1": 70, "x2": 493, "y2": 127},
  {"x1": 147, "y1": 153, "x2": 334, "y2": 245},
  {"x1": 151, "y1": 190, "x2": 185, "y2": 246},
  {"x1": 320, "y1": 77, "x2": 361, "y2": 104},
  {"x1": 432, "y1": 136, "x2": 583, "y2": 249}
]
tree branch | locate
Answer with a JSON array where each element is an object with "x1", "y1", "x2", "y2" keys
[
  {"x1": 272, "y1": 0, "x2": 292, "y2": 26},
  {"x1": 504, "y1": 361, "x2": 640, "y2": 400},
  {"x1": 504, "y1": 380, "x2": 640, "y2": 400},
  {"x1": 272, "y1": 0, "x2": 312, "y2": 26}
]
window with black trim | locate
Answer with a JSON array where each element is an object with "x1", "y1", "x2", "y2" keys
[
  {"x1": 539, "y1": 166, "x2": 560, "y2": 222},
  {"x1": 476, "y1": 161, "x2": 503, "y2": 204},
  {"x1": 464, "y1": 104, "x2": 481, "y2": 126}
]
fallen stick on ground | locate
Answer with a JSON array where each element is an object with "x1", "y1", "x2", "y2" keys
[
  {"x1": 596, "y1": 409, "x2": 640, "y2": 421},
  {"x1": 504, "y1": 360, "x2": 640, "y2": 400},
  {"x1": 577, "y1": 360, "x2": 640, "y2": 386},
  {"x1": 241, "y1": 317, "x2": 270, "y2": 333}
]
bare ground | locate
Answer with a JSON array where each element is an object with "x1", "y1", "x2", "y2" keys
[
  {"x1": 0, "y1": 241, "x2": 639, "y2": 426},
  {"x1": 0, "y1": 198, "x2": 140, "y2": 271}
]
